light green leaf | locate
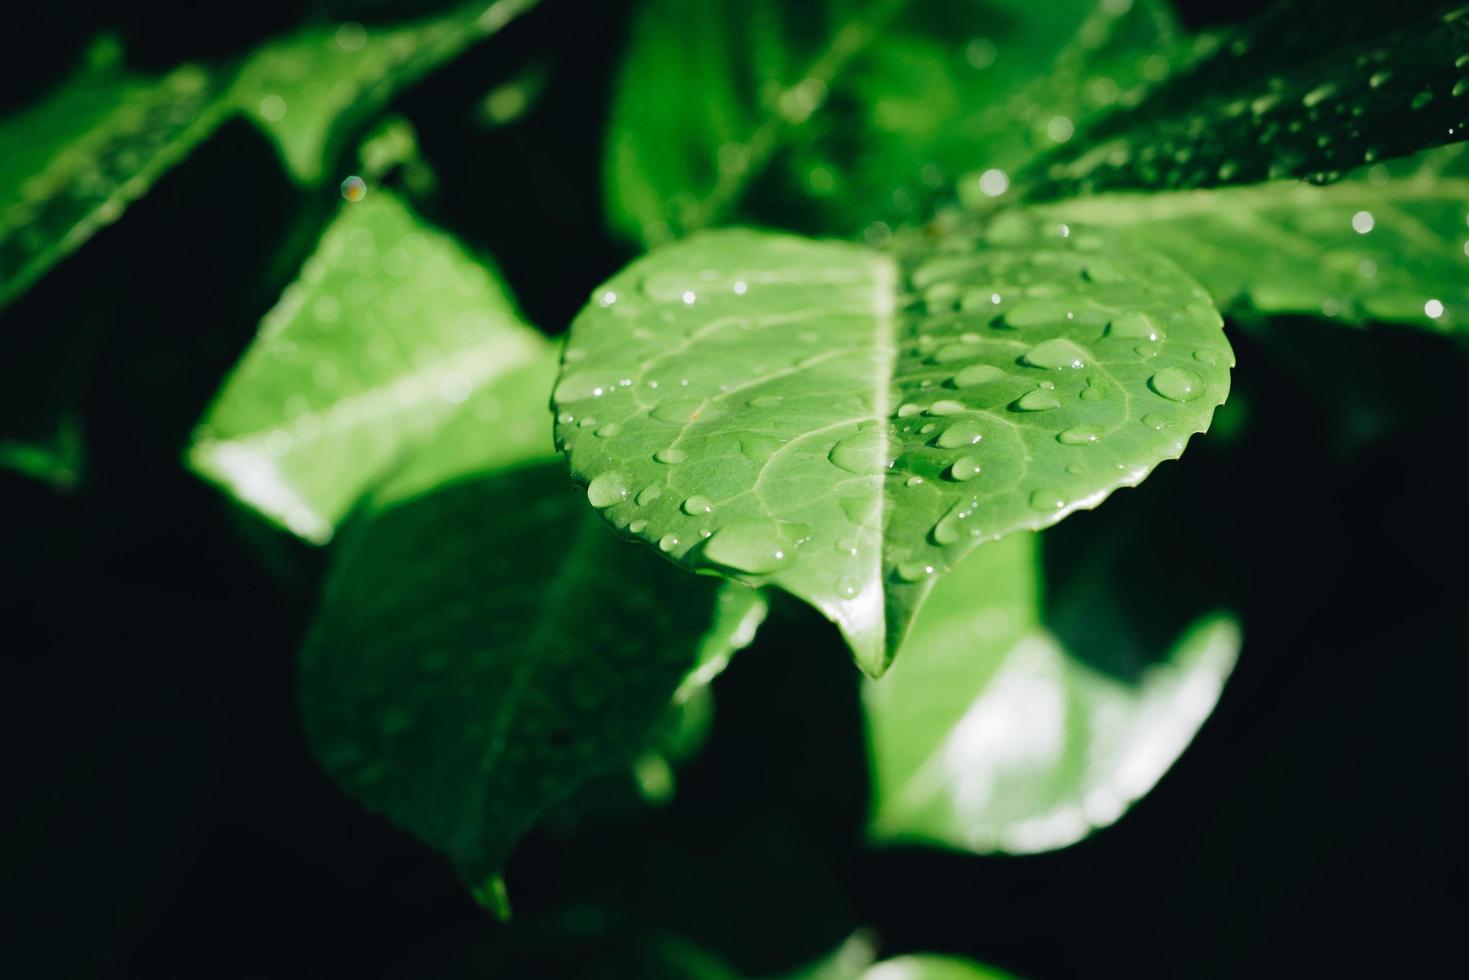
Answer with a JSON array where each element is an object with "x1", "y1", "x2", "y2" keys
[
  {"x1": 233, "y1": 0, "x2": 539, "y2": 183},
  {"x1": 302, "y1": 459, "x2": 767, "y2": 891},
  {"x1": 0, "y1": 38, "x2": 227, "y2": 310},
  {"x1": 1021, "y1": 2, "x2": 1469, "y2": 199},
  {"x1": 1007, "y1": 145, "x2": 1469, "y2": 330},
  {"x1": 554, "y1": 227, "x2": 1232, "y2": 674},
  {"x1": 189, "y1": 189, "x2": 550, "y2": 542},
  {"x1": 605, "y1": 0, "x2": 1180, "y2": 243},
  {"x1": 780, "y1": 932, "x2": 1013, "y2": 980},
  {"x1": 864, "y1": 532, "x2": 1239, "y2": 853}
]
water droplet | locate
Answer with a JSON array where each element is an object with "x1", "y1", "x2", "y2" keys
[
  {"x1": 978, "y1": 168, "x2": 1009, "y2": 196},
  {"x1": 936, "y1": 419, "x2": 984, "y2": 448},
  {"x1": 896, "y1": 403, "x2": 923, "y2": 417},
  {"x1": 682, "y1": 496, "x2": 713, "y2": 515},
  {"x1": 636, "y1": 484, "x2": 662, "y2": 505},
  {"x1": 1141, "y1": 414, "x2": 1169, "y2": 430},
  {"x1": 1193, "y1": 349, "x2": 1220, "y2": 365},
  {"x1": 1029, "y1": 489, "x2": 1065, "y2": 511},
  {"x1": 703, "y1": 519, "x2": 794, "y2": 574},
  {"x1": 650, "y1": 399, "x2": 702, "y2": 423},
  {"x1": 949, "y1": 457, "x2": 982, "y2": 481},
  {"x1": 1084, "y1": 260, "x2": 1126, "y2": 284},
  {"x1": 1005, "y1": 300, "x2": 1072, "y2": 328},
  {"x1": 1065, "y1": 463, "x2": 1084, "y2": 475},
  {"x1": 926, "y1": 399, "x2": 967, "y2": 416},
  {"x1": 828, "y1": 430, "x2": 888, "y2": 474},
  {"x1": 1149, "y1": 367, "x2": 1206, "y2": 402},
  {"x1": 950, "y1": 364, "x2": 1006, "y2": 387},
  {"x1": 658, "y1": 533, "x2": 680, "y2": 552},
  {"x1": 1080, "y1": 378, "x2": 1108, "y2": 400},
  {"x1": 1058, "y1": 426, "x2": 1101, "y2": 445},
  {"x1": 1106, "y1": 311, "x2": 1163, "y2": 340},
  {"x1": 340, "y1": 175, "x2": 367, "y2": 202},
  {"x1": 1014, "y1": 389, "x2": 1062, "y2": 411},
  {"x1": 587, "y1": 472, "x2": 631, "y2": 508},
  {"x1": 905, "y1": 476, "x2": 925, "y2": 487},
  {"x1": 1425, "y1": 298, "x2": 1446, "y2": 319},
  {"x1": 1022, "y1": 338, "x2": 1090, "y2": 370},
  {"x1": 932, "y1": 498, "x2": 977, "y2": 545},
  {"x1": 896, "y1": 560, "x2": 936, "y2": 582},
  {"x1": 594, "y1": 422, "x2": 621, "y2": 438},
  {"x1": 628, "y1": 519, "x2": 648, "y2": 533},
  {"x1": 837, "y1": 576, "x2": 861, "y2": 599},
  {"x1": 1351, "y1": 210, "x2": 1375, "y2": 234},
  {"x1": 1301, "y1": 83, "x2": 1336, "y2": 108},
  {"x1": 654, "y1": 447, "x2": 687, "y2": 464},
  {"x1": 738, "y1": 433, "x2": 783, "y2": 465},
  {"x1": 748, "y1": 395, "x2": 782, "y2": 408}
]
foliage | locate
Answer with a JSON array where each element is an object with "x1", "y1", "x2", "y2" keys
[{"x1": 4, "y1": 0, "x2": 1467, "y2": 971}]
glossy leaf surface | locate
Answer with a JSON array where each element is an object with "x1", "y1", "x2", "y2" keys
[
  {"x1": 605, "y1": 0, "x2": 1181, "y2": 242},
  {"x1": 554, "y1": 228, "x2": 1231, "y2": 673},
  {"x1": 0, "y1": 40, "x2": 226, "y2": 310},
  {"x1": 190, "y1": 189, "x2": 549, "y2": 542},
  {"x1": 233, "y1": 0, "x2": 538, "y2": 183},
  {"x1": 1009, "y1": 145, "x2": 1469, "y2": 329},
  {"x1": 1022, "y1": 2, "x2": 1469, "y2": 199},
  {"x1": 864, "y1": 532, "x2": 1239, "y2": 853}
]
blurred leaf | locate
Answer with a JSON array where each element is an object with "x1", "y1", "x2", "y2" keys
[
  {"x1": 301, "y1": 461, "x2": 767, "y2": 892},
  {"x1": 189, "y1": 189, "x2": 549, "y2": 542},
  {"x1": 0, "y1": 417, "x2": 83, "y2": 490},
  {"x1": 864, "y1": 532, "x2": 1240, "y2": 854},
  {"x1": 0, "y1": 38, "x2": 227, "y2": 311},
  {"x1": 1006, "y1": 145, "x2": 1469, "y2": 330},
  {"x1": 233, "y1": 0, "x2": 539, "y2": 183},
  {"x1": 782, "y1": 932, "x2": 1014, "y2": 980},
  {"x1": 605, "y1": 0, "x2": 1181, "y2": 243},
  {"x1": 1021, "y1": 2, "x2": 1469, "y2": 199},
  {"x1": 554, "y1": 227, "x2": 1231, "y2": 675}
]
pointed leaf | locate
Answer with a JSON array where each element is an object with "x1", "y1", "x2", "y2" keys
[
  {"x1": 1022, "y1": 2, "x2": 1469, "y2": 199},
  {"x1": 864, "y1": 532, "x2": 1240, "y2": 853},
  {"x1": 189, "y1": 189, "x2": 549, "y2": 542},
  {"x1": 554, "y1": 228, "x2": 1231, "y2": 673},
  {"x1": 0, "y1": 40, "x2": 227, "y2": 310},
  {"x1": 233, "y1": 0, "x2": 539, "y2": 183},
  {"x1": 1008, "y1": 145, "x2": 1469, "y2": 330}
]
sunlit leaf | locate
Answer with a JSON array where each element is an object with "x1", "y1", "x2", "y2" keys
[
  {"x1": 1021, "y1": 2, "x2": 1469, "y2": 199},
  {"x1": 554, "y1": 227, "x2": 1231, "y2": 674},
  {"x1": 864, "y1": 532, "x2": 1239, "y2": 854},
  {"x1": 1007, "y1": 145, "x2": 1469, "y2": 330},
  {"x1": 0, "y1": 38, "x2": 227, "y2": 311},
  {"x1": 233, "y1": 0, "x2": 539, "y2": 183},
  {"x1": 189, "y1": 189, "x2": 549, "y2": 542},
  {"x1": 605, "y1": 0, "x2": 1181, "y2": 243}
]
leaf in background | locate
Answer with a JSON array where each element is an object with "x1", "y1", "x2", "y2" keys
[
  {"x1": 0, "y1": 38, "x2": 227, "y2": 311},
  {"x1": 1021, "y1": 2, "x2": 1469, "y2": 200},
  {"x1": 302, "y1": 460, "x2": 767, "y2": 892},
  {"x1": 233, "y1": 0, "x2": 538, "y2": 183},
  {"x1": 554, "y1": 227, "x2": 1231, "y2": 674},
  {"x1": 864, "y1": 532, "x2": 1239, "y2": 854},
  {"x1": 1006, "y1": 145, "x2": 1469, "y2": 330},
  {"x1": 782, "y1": 932, "x2": 1015, "y2": 980},
  {"x1": 605, "y1": 0, "x2": 1182, "y2": 243},
  {"x1": 0, "y1": 417, "x2": 84, "y2": 490},
  {"x1": 189, "y1": 189, "x2": 549, "y2": 542}
]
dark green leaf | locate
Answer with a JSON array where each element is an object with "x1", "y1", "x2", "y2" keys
[
  {"x1": 554, "y1": 227, "x2": 1231, "y2": 674},
  {"x1": 1021, "y1": 2, "x2": 1469, "y2": 199},
  {"x1": 864, "y1": 532, "x2": 1239, "y2": 853}
]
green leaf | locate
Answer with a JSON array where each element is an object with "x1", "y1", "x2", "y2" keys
[
  {"x1": 233, "y1": 0, "x2": 539, "y2": 183},
  {"x1": 302, "y1": 459, "x2": 767, "y2": 890},
  {"x1": 1021, "y1": 2, "x2": 1469, "y2": 200},
  {"x1": 782, "y1": 933, "x2": 1014, "y2": 980},
  {"x1": 605, "y1": 0, "x2": 1181, "y2": 243},
  {"x1": 0, "y1": 38, "x2": 227, "y2": 310},
  {"x1": 864, "y1": 532, "x2": 1240, "y2": 853},
  {"x1": 189, "y1": 189, "x2": 550, "y2": 542},
  {"x1": 1006, "y1": 145, "x2": 1469, "y2": 330},
  {"x1": 554, "y1": 227, "x2": 1232, "y2": 674},
  {"x1": 0, "y1": 418, "x2": 84, "y2": 491}
]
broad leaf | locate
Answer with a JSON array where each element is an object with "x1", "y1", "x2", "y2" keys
[
  {"x1": 233, "y1": 0, "x2": 539, "y2": 183},
  {"x1": 1022, "y1": 2, "x2": 1469, "y2": 199},
  {"x1": 0, "y1": 38, "x2": 227, "y2": 310},
  {"x1": 303, "y1": 459, "x2": 767, "y2": 893},
  {"x1": 864, "y1": 532, "x2": 1239, "y2": 853},
  {"x1": 605, "y1": 0, "x2": 1181, "y2": 243},
  {"x1": 554, "y1": 228, "x2": 1232, "y2": 674},
  {"x1": 1007, "y1": 145, "x2": 1469, "y2": 329},
  {"x1": 189, "y1": 189, "x2": 548, "y2": 542}
]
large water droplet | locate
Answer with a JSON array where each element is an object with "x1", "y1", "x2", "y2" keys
[
  {"x1": 1080, "y1": 378, "x2": 1108, "y2": 400},
  {"x1": 1022, "y1": 338, "x2": 1090, "y2": 370},
  {"x1": 1141, "y1": 414, "x2": 1169, "y2": 430},
  {"x1": 682, "y1": 496, "x2": 713, "y2": 515},
  {"x1": 829, "y1": 430, "x2": 888, "y2": 474},
  {"x1": 1106, "y1": 311, "x2": 1163, "y2": 341},
  {"x1": 636, "y1": 484, "x2": 662, "y2": 505},
  {"x1": 658, "y1": 533, "x2": 680, "y2": 552},
  {"x1": 1014, "y1": 389, "x2": 1062, "y2": 411},
  {"x1": 950, "y1": 364, "x2": 1006, "y2": 387},
  {"x1": 932, "y1": 498, "x2": 977, "y2": 545},
  {"x1": 926, "y1": 399, "x2": 967, "y2": 416},
  {"x1": 936, "y1": 419, "x2": 984, "y2": 449},
  {"x1": 1057, "y1": 426, "x2": 1101, "y2": 445},
  {"x1": 587, "y1": 471, "x2": 631, "y2": 508},
  {"x1": 895, "y1": 560, "x2": 936, "y2": 582},
  {"x1": 1029, "y1": 489, "x2": 1065, "y2": 511},
  {"x1": 1004, "y1": 300, "x2": 1073, "y2": 328},
  {"x1": 650, "y1": 399, "x2": 702, "y2": 423},
  {"x1": 949, "y1": 457, "x2": 982, "y2": 481},
  {"x1": 703, "y1": 519, "x2": 794, "y2": 574},
  {"x1": 654, "y1": 447, "x2": 687, "y2": 464},
  {"x1": 739, "y1": 433, "x2": 783, "y2": 465},
  {"x1": 1149, "y1": 367, "x2": 1206, "y2": 402}
]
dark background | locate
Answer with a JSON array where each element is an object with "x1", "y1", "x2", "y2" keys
[{"x1": 4, "y1": 1, "x2": 1464, "y2": 976}]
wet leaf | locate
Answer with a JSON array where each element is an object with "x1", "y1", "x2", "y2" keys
[
  {"x1": 553, "y1": 227, "x2": 1231, "y2": 674},
  {"x1": 233, "y1": 0, "x2": 539, "y2": 184},
  {"x1": 605, "y1": 0, "x2": 1180, "y2": 243},
  {"x1": 0, "y1": 38, "x2": 227, "y2": 311},
  {"x1": 1022, "y1": 2, "x2": 1469, "y2": 199},
  {"x1": 1008, "y1": 144, "x2": 1469, "y2": 330},
  {"x1": 189, "y1": 189, "x2": 550, "y2": 542},
  {"x1": 864, "y1": 532, "x2": 1239, "y2": 854}
]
